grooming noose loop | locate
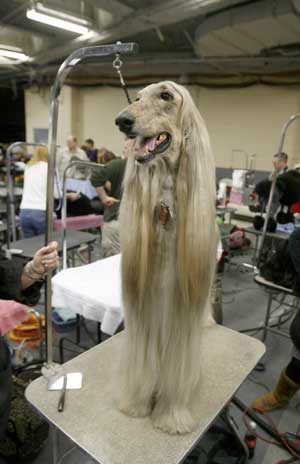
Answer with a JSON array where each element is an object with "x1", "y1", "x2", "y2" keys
[{"x1": 113, "y1": 50, "x2": 132, "y2": 104}]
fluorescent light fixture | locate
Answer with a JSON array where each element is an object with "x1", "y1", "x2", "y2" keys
[
  {"x1": 0, "y1": 48, "x2": 29, "y2": 61},
  {"x1": 26, "y1": 2, "x2": 90, "y2": 35}
]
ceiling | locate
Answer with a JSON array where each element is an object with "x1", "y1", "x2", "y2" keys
[{"x1": 0, "y1": 0, "x2": 300, "y2": 87}]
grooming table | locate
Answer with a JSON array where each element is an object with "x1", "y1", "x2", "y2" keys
[
  {"x1": 9, "y1": 230, "x2": 96, "y2": 261},
  {"x1": 253, "y1": 274, "x2": 296, "y2": 342},
  {"x1": 26, "y1": 326, "x2": 265, "y2": 464},
  {"x1": 54, "y1": 214, "x2": 104, "y2": 231},
  {"x1": 52, "y1": 254, "x2": 122, "y2": 335}
]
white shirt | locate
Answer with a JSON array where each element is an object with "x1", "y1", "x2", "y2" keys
[
  {"x1": 20, "y1": 161, "x2": 60, "y2": 211},
  {"x1": 20, "y1": 161, "x2": 48, "y2": 211},
  {"x1": 57, "y1": 147, "x2": 89, "y2": 180}
]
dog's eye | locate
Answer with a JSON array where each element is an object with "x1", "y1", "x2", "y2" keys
[
  {"x1": 160, "y1": 91, "x2": 173, "y2": 101},
  {"x1": 135, "y1": 97, "x2": 140, "y2": 102}
]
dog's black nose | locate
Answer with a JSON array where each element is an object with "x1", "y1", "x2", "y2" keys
[{"x1": 115, "y1": 112, "x2": 135, "y2": 133}]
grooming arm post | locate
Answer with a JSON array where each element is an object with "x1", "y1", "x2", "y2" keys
[
  {"x1": 61, "y1": 160, "x2": 105, "y2": 270},
  {"x1": 257, "y1": 114, "x2": 300, "y2": 266},
  {"x1": 45, "y1": 42, "x2": 138, "y2": 365}
]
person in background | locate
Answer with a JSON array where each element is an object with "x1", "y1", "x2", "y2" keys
[
  {"x1": 83, "y1": 138, "x2": 98, "y2": 163},
  {"x1": 272, "y1": 152, "x2": 289, "y2": 176},
  {"x1": 57, "y1": 135, "x2": 88, "y2": 180},
  {"x1": 97, "y1": 147, "x2": 117, "y2": 165},
  {"x1": 91, "y1": 141, "x2": 131, "y2": 257},
  {"x1": 19, "y1": 146, "x2": 79, "y2": 238},
  {"x1": 0, "y1": 242, "x2": 59, "y2": 438},
  {"x1": 19, "y1": 146, "x2": 49, "y2": 238},
  {"x1": 252, "y1": 228, "x2": 300, "y2": 412}
]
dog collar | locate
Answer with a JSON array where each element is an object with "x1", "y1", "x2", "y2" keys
[{"x1": 157, "y1": 201, "x2": 174, "y2": 229}]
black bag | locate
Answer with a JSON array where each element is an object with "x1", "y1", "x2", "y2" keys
[
  {"x1": 259, "y1": 240, "x2": 295, "y2": 290},
  {"x1": 0, "y1": 364, "x2": 49, "y2": 463},
  {"x1": 184, "y1": 411, "x2": 247, "y2": 464}
]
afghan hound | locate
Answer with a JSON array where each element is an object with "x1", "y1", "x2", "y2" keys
[{"x1": 115, "y1": 81, "x2": 218, "y2": 434}]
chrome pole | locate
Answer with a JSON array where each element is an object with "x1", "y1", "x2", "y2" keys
[
  {"x1": 45, "y1": 42, "x2": 138, "y2": 365},
  {"x1": 257, "y1": 114, "x2": 300, "y2": 266},
  {"x1": 61, "y1": 160, "x2": 104, "y2": 270},
  {"x1": 6, "y1": 142, "x2": 46, "y2": 249}
]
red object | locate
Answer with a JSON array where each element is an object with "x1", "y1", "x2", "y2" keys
[
  {"x1": 245, "y1": 430, "x2": 257, "y2": 459},
  {"x1": 54, "y1": 214, "x2": 104, "y2": 231},
  {"x1": 291, "y1": 202, "x2": 300, "y2": 214}
]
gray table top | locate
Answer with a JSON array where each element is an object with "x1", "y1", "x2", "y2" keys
[
  {"x1": 246, "y1": 226, "x2": 290, "y2": 240},
  {"x1": 26, "y1": 326, "x2": 264, "y2": 464},
  {"x1": 9, "y1": 230, "x2": 96, "y2": 259}
]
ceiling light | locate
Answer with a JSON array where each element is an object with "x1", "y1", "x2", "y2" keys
[
  {"x1": 26, "y1": 2, "x2": 90, "y2": 35},
  {"x1": 0, "y1": 48, "x2": 29, "y2": 61}
]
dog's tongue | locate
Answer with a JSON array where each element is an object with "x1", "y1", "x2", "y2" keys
[{"x1": 135, "y1": 136, "x2": 157, "y2": 156}]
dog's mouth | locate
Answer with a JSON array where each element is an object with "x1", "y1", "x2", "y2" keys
[{"x1": 133, "y1": 132, "x2": 172, "y2": 164}]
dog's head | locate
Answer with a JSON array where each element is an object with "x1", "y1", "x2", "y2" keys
[{"x1": 116, "y1": 81, "x2": 195, "y2": 167}]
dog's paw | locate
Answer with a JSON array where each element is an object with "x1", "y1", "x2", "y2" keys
[
  {"x1": 205, "y1": 314, "x2": 216, "y2": 327},
  {"x1": 151, "y1": 406, "x2": 196, "y2": 434},
  {"x1": 118, "y1": 398, "x2": 151, "y2": 418}
]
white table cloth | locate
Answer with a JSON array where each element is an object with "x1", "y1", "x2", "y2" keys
[
  {"x1": 52, "y1": 254, "x2": 122, "y2": 335},
  {"x1": 65, "y1": 178, "x2": 98, "y2": 199}
]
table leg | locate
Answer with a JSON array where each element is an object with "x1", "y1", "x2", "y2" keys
[
  {"x1": 262, "y1": 292, "x2": 273, "y2": 342},
  {"x1": 97, "y1": 323, "x2": 101, "y2": 344},
  {"x1": 76, "y1": 314, "x2": 81, "y2": 344},
  {"x1": 51, "y1": 425, "x2": 59, "y2": 464}
]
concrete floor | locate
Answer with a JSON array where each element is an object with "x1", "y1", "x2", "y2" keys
[{"x1": 18, "y1": 248, "x2": 300, "y2": 463}]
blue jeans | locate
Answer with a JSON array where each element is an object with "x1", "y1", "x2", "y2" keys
[{"x1": 19, "y1": 209, "x2": 46, "y2": 238}]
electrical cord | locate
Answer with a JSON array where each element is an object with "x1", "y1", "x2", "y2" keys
[
  {"x1": 57, "y1": 445, "x2": 77, "y2": 464},
  {"x1": 232, "y1": 397, "x2": 300, "y2": 459}
]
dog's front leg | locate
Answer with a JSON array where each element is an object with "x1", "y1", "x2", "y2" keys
[{"x1": 117, "y1": 325, "x2": 157, "y2": 418}]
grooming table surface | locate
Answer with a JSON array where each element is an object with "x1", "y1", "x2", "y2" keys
[
  {"x1": 54, "y1": 214, "x2": 104, "y2": 231},
  {"x1": 26, "y1": 327, "x2": 265, "y2": 464},
  {"x1": 9, "y1": 230, "x2": 96, "y2": 259},
  {"x1": 52, "y1": 254, "x2": 122, "y2": 335}
]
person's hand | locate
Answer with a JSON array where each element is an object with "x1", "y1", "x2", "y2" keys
[
  {"x1": 0, "y1": 300, "x2": 29, "y2": 336},
  {"x1": 67, "y1": 192, "x2": 81, "y2": 202},
  {"x1": 103, "y1": 196, "x2": 119, "y2": 207},
  {"x1": 32, "y1": 241, "x2": 59, "y2": 275}
]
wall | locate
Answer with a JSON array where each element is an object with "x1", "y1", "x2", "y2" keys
[
  {"x1": 25, "y1": 84, "x2": 300, "y2": 170},
  {"x1": 25, "y1": 86, "x2": 73, "y2": 148},
  {"x1": 195, "y1": 85, "x2": 300, "y2": 171}
]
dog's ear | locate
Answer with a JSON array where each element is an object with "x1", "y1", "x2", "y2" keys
[{"x1": 176, "y1": 90, "x2": 218, "y2": 307}]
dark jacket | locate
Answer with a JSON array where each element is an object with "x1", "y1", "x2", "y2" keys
[
  {"x1": 0, "y1": 255, "x2": 41, "y2": 436},
  {"x1": 255, "y1": 170, "x2": 300, "y2": 207},
  {"x1": 91, "y1": 158, "x2": 127, "y2": 222}
]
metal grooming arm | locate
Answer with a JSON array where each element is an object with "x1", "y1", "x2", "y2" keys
[
  {"x1": 45, "y1": 42, "x2": 138, "y2": 365},
  {"x1": 61, "y1": 160, "x2": 105, "y2": 269},
  {"x1": 6, "y1": 142, "x2": 46, "y2": 248},
  {"x1": 257, "y1": 113, "x2": 300, "y2": 266}
]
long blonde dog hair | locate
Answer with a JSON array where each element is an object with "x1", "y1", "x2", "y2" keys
[
  {"x1": 121, "y1": 82, "x2": 216, "y2": 311},
  {"x1": 118, "y1": 81, "x2": 217, "y2": 434}
]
